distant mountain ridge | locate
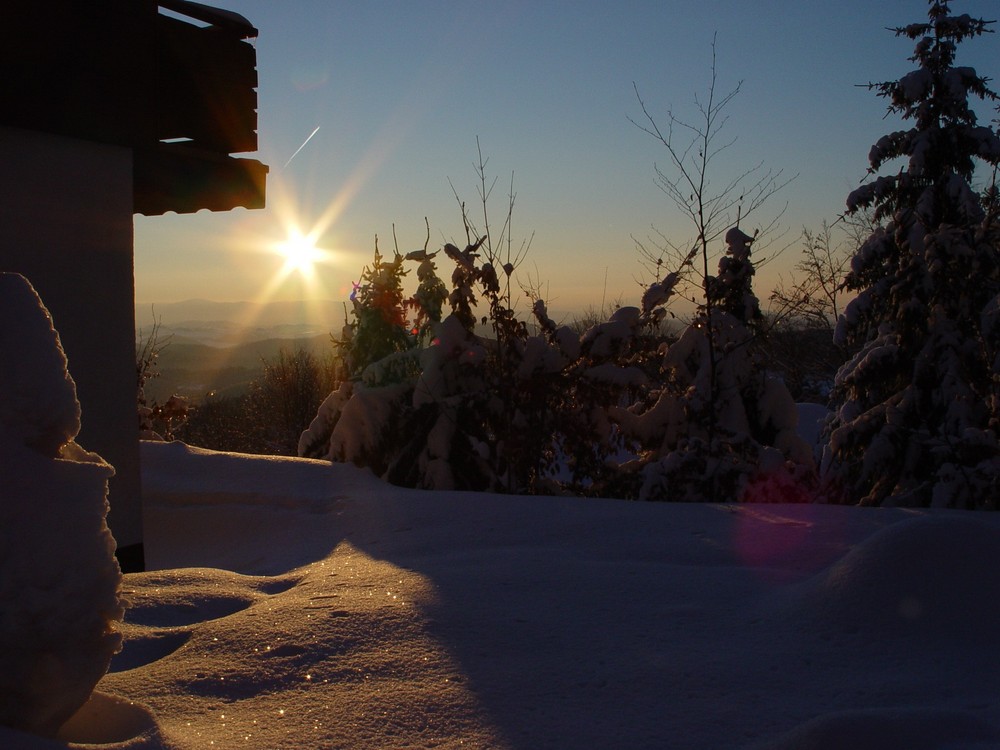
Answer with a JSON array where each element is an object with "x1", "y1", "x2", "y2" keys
[
  {"x1": 142, "y1": 332, "x2": 335, "y2": 403},
  {"x1": 134, "y1": 297, "x2": 595, "y2": 402},
  {"x1": 135, "y1": 298, "x2": 346, "y2": 330},
  {"x1": 135, "y1": 298, "x2": 347, "y2": 348},
  {"x1": 135, "y1": 300, "x2": 344, "y2": 402}
]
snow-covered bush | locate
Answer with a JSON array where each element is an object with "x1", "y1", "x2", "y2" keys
[
  {"x1": 531, "y1": 299, "x2": 640, "y2": 496},
  {"x1": 822, "y1": 1, "x2": 1000, "y2": 508},
  {"x1": 0, "y1": 273, "x2": 124, "y2": 737},
  {"x1": 301, "y1": 238, "x2": 545, "y2": 491},
  {"x1": 301, "y1": 132, "x2": 812, "y2": 502},
  {"x1": 612, "y1": 229, "x2": 814, "y2": 503},
  {"x1": 302, "y1": 153, "x2": 598, "y2": 492},
  {"x1": 140, "y1": 394, "x2": 190, "y2": 441},
  {"x1": 404, "y1": 246, "x2": 449, "y2": 342},
  {"x1": 707, "y1": 227, "x2": 763, "y2": 325},
  {"x1": 301, "y1": 221, "x2": 814, "y2": 505}
]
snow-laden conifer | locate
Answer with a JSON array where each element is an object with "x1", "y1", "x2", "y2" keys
[{"x1": 823, "y1": 0, "x2": 1000, "y2": 508}]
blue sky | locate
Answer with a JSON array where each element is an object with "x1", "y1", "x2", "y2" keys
[{"x1": 134, "y1": 0, "x2": 1000, "y2": 316}]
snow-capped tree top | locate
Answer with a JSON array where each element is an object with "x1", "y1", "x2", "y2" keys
[
  {"x1": 725, "y1": 227, "x2": 755, "y2": 254},
  {"x1": 705, "y1": 226, "x2": 761, "y2": 324},
  {"x1": 848, "y1": 1, "x2": 1000, "y2": 224},
  {"x1": 899, "y1": 3, "x2": 993, "y2": 50},
  {"x1": 640, "y1": 273, "x2": 679, "y2": 317}
]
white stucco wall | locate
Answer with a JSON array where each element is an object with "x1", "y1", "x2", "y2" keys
[{"x1": 0, "y1": 126, "x2": 142, "y2": 553}]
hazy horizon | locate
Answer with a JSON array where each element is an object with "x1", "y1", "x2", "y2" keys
[{"x1": 132, "y1": 295, "x2": 622, "y2": 333}]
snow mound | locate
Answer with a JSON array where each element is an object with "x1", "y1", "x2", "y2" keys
[
  {"x1": 140, "y1": 440, "x2": 388, "y2": 573},
  {"x1": 10, "y1": 438, "x2": 1000, "y2": 748},
  {"x1": 753, "y1": 707, "x2": 1000, "y2": 750},
  {"x1": 96, "y1": 547, "x2": 500, "y2": 748},
  {"x1": 0, "y1": 432, "x2": 123, "y2": 736},
  {"x1": 772, "y1": 514, "x2": 1000, "y2": 643},
  {"x1": 141, "y1": 440, "x2": 370, "y2": 511}
]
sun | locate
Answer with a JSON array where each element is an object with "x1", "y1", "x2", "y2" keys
[{"x1": 274, "y1": 228, "x2": 326, "y2": 279}]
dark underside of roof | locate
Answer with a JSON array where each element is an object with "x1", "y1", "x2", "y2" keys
[{"x1": 2, "y1": 0, "x2": 268, "y2": 214}]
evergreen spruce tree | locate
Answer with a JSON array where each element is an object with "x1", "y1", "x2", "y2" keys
[
  {"x1": 823, "y1": 0, "x2": 1000, "y2": 508},
  {"x1": 404, "y1": 248, "x2": 448, "y2": 343},
  {"x1": 334, "y1": 242, "x2": 414, "y2": 382}
]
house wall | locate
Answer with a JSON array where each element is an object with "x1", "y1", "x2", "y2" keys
[{"x1": 0, "y1": 126, "x2": 142, "y2": 556}]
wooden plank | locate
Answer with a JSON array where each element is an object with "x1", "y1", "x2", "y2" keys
[{"x1": 133, "y1": 143, "x2": 267, "y2": 215}]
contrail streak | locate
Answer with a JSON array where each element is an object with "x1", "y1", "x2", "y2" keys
[{"x1": 282, "y1": 126, "x2": 321, "y2": 169}]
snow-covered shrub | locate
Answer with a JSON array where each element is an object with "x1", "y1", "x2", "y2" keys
[
  {"x1": 303, "y1": 221, "x2": 814, "y2": 503},
  {"x1": 0, "y1": 273, "x2": 124, "y2": 737},
  {"x1": 530, "y1": 299, "x2": 634, "y2": 495},
  {"x1": 822, "y1": 1, "x2": 1000, "y2": 508},
  {"x1": 302, "y1": 237, "x2": 548, "y2": 492},
  {"x1": 613, "y1": 229, "x2": 815, "y2": 503},
  {"x1": 707, "y1": 227, "x2": 763, "y2": 325},
  {"x1": 302, "y1": 147, "x2": 631, "y2": 492},
  {"x1": 140, "y1": 394, "x2": 190, "y2": 441},
  {"x1": 300, "y1": 143, "x2": 813, "y2": 501}
]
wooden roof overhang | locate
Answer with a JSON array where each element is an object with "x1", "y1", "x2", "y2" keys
[{"x1": 1, "y1": 0, "x2": 268, "y2": 215}]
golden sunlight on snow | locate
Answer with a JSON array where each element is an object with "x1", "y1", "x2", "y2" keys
[{"x1": 99, "y1": 543, "x2": 504, "y2": 748}]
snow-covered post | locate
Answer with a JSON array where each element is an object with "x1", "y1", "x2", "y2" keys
[{"x1": 0, "y1": 273, "x2": 124, "y2": 737}]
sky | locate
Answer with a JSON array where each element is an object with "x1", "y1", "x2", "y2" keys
[{"x1": 134, "y1": 0, "x2": 1000, "y2": 318}]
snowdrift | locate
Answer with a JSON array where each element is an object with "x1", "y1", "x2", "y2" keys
[{"x1": 4, "y1": 441, "x2": 998, "y2": 749}]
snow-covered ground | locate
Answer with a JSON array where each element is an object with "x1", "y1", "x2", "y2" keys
[{"x1": 6, "y1": 438, "x2": 1000, "y2": 749}]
